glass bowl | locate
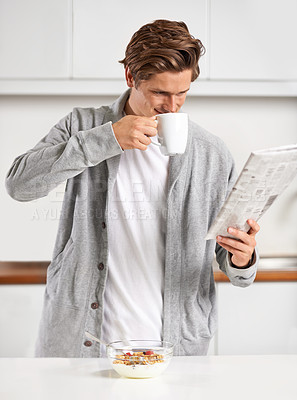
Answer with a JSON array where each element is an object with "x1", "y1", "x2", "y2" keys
[{"x1": 106, "y1": 340, "x2": 174, "y2": 379}]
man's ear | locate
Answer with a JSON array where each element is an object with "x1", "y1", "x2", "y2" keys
[{"x1": 125, "y1": 67, "x2": 135, "y2": 88}]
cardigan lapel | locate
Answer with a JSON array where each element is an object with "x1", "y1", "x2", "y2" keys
[
  {"x1": 167, "y1": 116, "x2": 192, "y2": 197},
  {"x1": 103, "y1": 89, "x2": 131, "y2": 180}
]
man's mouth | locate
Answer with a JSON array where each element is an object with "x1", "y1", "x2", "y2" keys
[{"x1": 154, "y1": 109, "x2": 167, "y2": 114}]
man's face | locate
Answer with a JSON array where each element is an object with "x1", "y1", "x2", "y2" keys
[{"x1": 126, "y1": 69, "x2": 192, "y2": 116}]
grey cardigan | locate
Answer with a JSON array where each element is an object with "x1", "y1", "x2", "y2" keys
[{"x1": 5, "y1": 89, "x2": 258, "y2": 357}]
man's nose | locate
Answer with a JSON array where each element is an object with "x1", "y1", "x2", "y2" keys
[{"x1": 164, "y1": 96, "x2": 177, "y2": 113}]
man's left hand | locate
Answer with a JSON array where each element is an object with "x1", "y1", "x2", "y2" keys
[{"x1": 216, "y1": 219, "x2": 260, "y2": 267}]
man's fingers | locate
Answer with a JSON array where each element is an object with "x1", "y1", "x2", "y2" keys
[
  {"x1": 140, "y1": 135, "x2": 152, "y2": 146},
  {"x1": 133, "y1": 117, "x2": 157, "y2": 137},
  {"x1": 217, "y1": 241, "x2": 246, "y2": 257},
  {"x1": 247, "y1": 219, "x2": 260, "y2": 236},
  {"x1": 217, "y1": 218, "x2": 260, "y2": 267},
  {"x1": 217, "y1": 235, "x2": 254, "y2": 266},
  {"x1": 137, "y1": 143, "x2": 148, "y2": 151},
  {"x1": 142, "y1": 116, "x2": 158, "y2": 127},
  {"x1": 217, "y1": 235, "x2": 247, "y2": 252},
  {"x1": 112, "y1": 115, "x2": 158, "y2": 150},
  {"x1": 226, "y1": 219, "x2": 260, "y2": 241},
  {"x1": 142, "y1": 126, "x2": 158, "y2": 137},
  {"x1": 143, "y1": 118, "x2": 158, "y2": 136}
]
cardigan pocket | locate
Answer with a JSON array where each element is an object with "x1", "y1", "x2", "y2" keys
[
  {"x1": 46, "y1": 237, "x2": 91, "y2": 310},
  {"x1": 46, "y1": 237, "x2": 74, "y2": 298}
]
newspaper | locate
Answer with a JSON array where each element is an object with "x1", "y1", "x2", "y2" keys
[{"x1": 205, "y1": 144, "x2": 297, "y2": 240}]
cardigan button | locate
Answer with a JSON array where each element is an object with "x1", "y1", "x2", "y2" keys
[
  {"x1": 98, "y1": 263, "x2": 104, "y2": 271},
  {"x1": 102, "y1": 222, "x2": 106, "y2": 229},
  {"x1": 91, "y1": 302, "x2": 99, "y2": 310},
  {"x1": 84, "y1": 340, "x2": 92, "y2": 347}
]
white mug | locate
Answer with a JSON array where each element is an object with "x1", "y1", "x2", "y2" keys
[{"x1": 151, "y1": 113, "x2": 188, "y2": 156}]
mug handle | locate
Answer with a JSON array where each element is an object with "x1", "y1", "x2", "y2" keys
[
  {"x1": 150, "y1": 140, "x2": 161, "y2": 147},
  {"x1": 146, "y1": 134, "x2": 162, "y2": 146}
]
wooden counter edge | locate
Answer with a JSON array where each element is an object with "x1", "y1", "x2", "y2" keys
[
  {"x1": 214, "y1": 269, "x2": 297, "y2": 282},
  {"x1": 0, "y1": 261, "x2": 49, "y2": 284},
  {"x1": 0, "y1": 261, "x2": 297, "y2": 284}
]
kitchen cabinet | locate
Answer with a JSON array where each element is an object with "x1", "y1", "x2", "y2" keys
[
  {"x1": 209, "y1": 0, "x2": 297, "y2": 80},
  {"x1": 0, "y1": 281, "x2": 216, "y2": 357},
  {"x1": 0, "y1": 285, "x2": 44, "y2": 357},
  {"x1": 0, "y1": 281, "x2": 296, "y2": 357},
  {"x1": 217, "y1": 282, "x2": 297, "y2": 355},
  {"x1": 72, "y1": 0, "x2": 208, "y2": 79},
  {"x1": 1, "y1": 0, "x2": 297, "y2": 94},
  {"x1": 0, "y1": 0, "x2": 71, "y2": 78}
]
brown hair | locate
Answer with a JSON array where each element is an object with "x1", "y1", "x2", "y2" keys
[{"x1": 119, "y1": 19, "x2": 205, "y2": 87}]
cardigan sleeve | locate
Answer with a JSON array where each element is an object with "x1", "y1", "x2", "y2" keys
[
  {"x1": 216, "y1": 244, "x2": 259, "y2": 287},
  {"x1": 5, "y1": 110, "x2": 123, "y2": 202}
]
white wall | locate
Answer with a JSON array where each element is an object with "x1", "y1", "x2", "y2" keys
[{"x1": 1, "y1": 94, "x2": 297, "y2": 260}]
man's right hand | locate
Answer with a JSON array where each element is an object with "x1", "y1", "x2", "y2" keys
[{"x1": 112, "y1": 115, "x2": 158, "y2": 151}]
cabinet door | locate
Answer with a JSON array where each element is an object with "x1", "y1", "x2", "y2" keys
[
  {"x1": 73, "y1": 0, "x2": 207, "y2": 79},
  {"x1": 0, "y1": 0, "x2": 71, "y2": 78},
  {"x1": 217, "y1": 282, "x2": 297, "y2": 355},
  {"x1": 0, "y1": 285, "x2": 45, "y2": 357},
  {"x1": 210, "y1": 0, "x2": 297, "y2": 80}
]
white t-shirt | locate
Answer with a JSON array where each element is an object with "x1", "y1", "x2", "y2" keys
[{"x1": 101, "y1": 140, "x2": 169, "y2": 353}]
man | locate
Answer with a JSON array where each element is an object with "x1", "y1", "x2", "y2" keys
[{"x1": 6, "y1": 20, "x2": 260, "y2": 357}]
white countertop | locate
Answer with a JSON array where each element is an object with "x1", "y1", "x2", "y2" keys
[{"x1": 0, "y1": 355, "x2": 296, "y2": 400}]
